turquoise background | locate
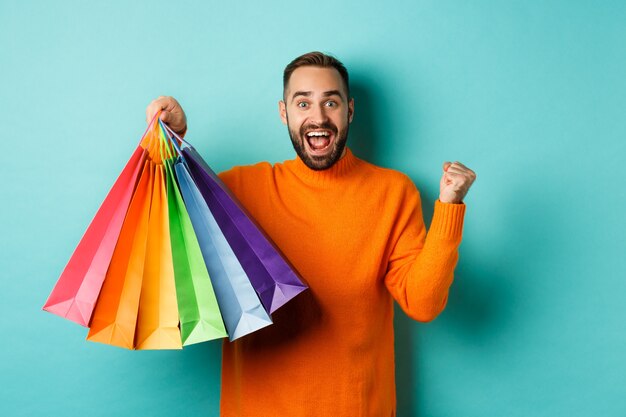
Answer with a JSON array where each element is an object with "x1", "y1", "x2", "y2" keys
[{"x1": 1, "y1": 1, "x2": 625, "y2": 416}]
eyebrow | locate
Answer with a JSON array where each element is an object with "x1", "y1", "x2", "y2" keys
[{"x1": 291, "y1": 90, "x2": 344, "y2": 102}]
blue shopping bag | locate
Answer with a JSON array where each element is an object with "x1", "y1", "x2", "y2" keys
[
  {"x1": 174, "y1": 157, "x2": 272, "y2": 341},
  {"x1": 182, "y1": 146, "x2": 308, "y2": 314}
]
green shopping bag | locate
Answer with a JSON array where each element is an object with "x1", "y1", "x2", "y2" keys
[{"x1": 165, "y1": 158, "x2": 227, "y2": 345}]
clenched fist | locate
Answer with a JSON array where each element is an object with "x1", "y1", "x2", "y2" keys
[
  {"x1": 439, "y1": 161, "x2": 476, "y2": 204},
  {"x1": 145, "y1": 96, "x2": 187, "y2": 135}
]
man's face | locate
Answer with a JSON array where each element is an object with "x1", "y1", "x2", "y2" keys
[{"x1": 279, "y1": 66, "x2": 354, "y2": 170}]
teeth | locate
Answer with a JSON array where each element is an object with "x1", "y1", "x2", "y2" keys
[{"x1": 307, "y1": 131, "x2": 330, "y2": 137}]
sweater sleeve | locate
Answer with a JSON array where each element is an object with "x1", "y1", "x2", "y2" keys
[
  {"x1": 217, "y1": 166, "x2": 241, "y2": 193},
  {"x1": 383, "y1": 179, "x2": 466, "y2": 322}
]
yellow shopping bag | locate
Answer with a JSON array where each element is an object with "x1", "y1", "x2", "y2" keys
[{"x1": 135, "y1": 164, "x2": 182, "y2": 350}]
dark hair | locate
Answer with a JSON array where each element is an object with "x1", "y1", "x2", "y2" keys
[{"x1": 283, "y1": 51, "x2": 350, "y2": 98}]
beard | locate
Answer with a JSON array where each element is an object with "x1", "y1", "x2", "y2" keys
[{"x1": 287, "y1": 118, "x2": 350, "y2": 171}]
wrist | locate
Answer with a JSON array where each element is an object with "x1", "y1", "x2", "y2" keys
[{"x1": 438, "y1": 197, "x2": 462, "y2": 204}]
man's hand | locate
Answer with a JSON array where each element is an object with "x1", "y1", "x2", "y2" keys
[
  {"x1": 145, "y1": 96, "x2": 187, "y2": 135},
  {"x1": 439, "y1": 161, "x2": 476, "y2": 204}
]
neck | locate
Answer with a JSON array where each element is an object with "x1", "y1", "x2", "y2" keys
[{"x1": 288, "y1": 147, "x2": 359, "y2": 187}]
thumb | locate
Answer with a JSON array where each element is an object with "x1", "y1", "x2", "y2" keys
[
  {"x1": 443, "y1": 161, "x2": 452, "y2": 172},
  {"x1": 159, "y1": 111, "x2": 170, "y2": 123}
]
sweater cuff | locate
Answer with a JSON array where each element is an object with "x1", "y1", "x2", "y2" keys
[{"x1": 429, "y1": 200, "x2": 466, "y2": 239}]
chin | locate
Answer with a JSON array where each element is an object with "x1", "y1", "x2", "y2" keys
[
  {"x1": 288, "y1": 125, "x2": 349, "y2": 171},
  {"x1": 303, "y1": 140, "x2": 347, "y2": 171}
]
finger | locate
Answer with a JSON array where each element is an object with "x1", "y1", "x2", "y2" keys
[
  {"x1": 449, "y1": 162, "x2": 476, "y2": 178},
  {"x1": 450, "y1": 161, "x2": 469, "y2": 170},
  {"x1": 443, "y1": 161, "x2": 452, "y2": 172},
  {"x1": 444, "y1": 171, "x2": 465, "y2": 179},
  {"x1": 443, "y1": 171, "x2": 467, "y2": 185},
  {"x1": 164, "y1": 96, "x2": 179, "y2": 113},
  {"x1": 448, "y1": 165, "x2": 471, "y2": 175},
  {"x1": 146, "y1": 102, "x2": 157, "y2": 124},
  {"x1": 445, "y1": 166, "x2": 470, "y2": 176},
  {"x1": 146, "y1": 98, "x2": 166, "y2": 123},
  {"x1": 448, "y1": 162, "x2": 472, "y2": 173}
]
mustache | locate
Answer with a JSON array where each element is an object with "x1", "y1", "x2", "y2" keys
[{"x1": 299, "y1": 122, "x2": 338, "y2": 136}]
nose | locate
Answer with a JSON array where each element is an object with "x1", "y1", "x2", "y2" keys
[{"x1": 309, "y1": 103, "x2": 329, "y2": 125}]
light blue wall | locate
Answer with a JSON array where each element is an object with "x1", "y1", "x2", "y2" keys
[{"x1": 1, "y1": 1, "x2": 624, "y2": 416}]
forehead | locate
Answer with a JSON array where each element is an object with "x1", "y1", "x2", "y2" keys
[{"x1": 285, "y1": 66, "x2": 347, "y2": 97}]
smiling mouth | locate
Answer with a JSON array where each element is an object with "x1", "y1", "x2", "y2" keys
[{"x1": 305, "y1": 130, "x2": 334, "y2": 152}]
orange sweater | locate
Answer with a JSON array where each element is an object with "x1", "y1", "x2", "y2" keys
[{"x1": 217, "y1": 148, "x2": 465, "y2": 417}]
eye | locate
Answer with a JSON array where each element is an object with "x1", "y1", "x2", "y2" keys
[
  {"x1": 297, "y1": 102, "x2": 309, "y2": 108},
  {"x1": 325, "y1": 100, "x2": 337, "y2": 107}
]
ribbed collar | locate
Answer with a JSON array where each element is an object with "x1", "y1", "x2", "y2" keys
[{"x1": 284, "y1": 147, "x2": 360, "y2": 187}]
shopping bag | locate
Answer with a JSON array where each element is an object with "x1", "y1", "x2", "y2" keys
[
  {"x1": 135, "y1": 164, "x2": 182, "y2": 350},
  {"x1": 182, "y1": 146, "x2": 308, "y2": 314},
  {"x1": 165, "y1": 158, "x2": 227, "y2": 345},
  {"x1": 174, "y1": 158, "x2": 272, "y2": 341},
  {"x1": 86, "y1": 160, "x2": 154, "y2": 349},
  {"x1": 43, "y1": 146, "x2": 146, "y2": 326},
  {"x1": 46, "y1": 112, "x2": 308, "y2": 349}
]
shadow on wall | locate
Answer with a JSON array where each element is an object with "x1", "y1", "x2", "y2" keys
[
  {"x1": 350, "y1": 76, "x2": 425, "y2": 414},
  {"x1": 395, "y1": 177, "x2": 558, "y2": 415},
  {"x1": 348, "y1": 80, "x2": 381, "y2": 164},
  {"x1": 349, "y1": 75, "x2": 525, "y2": 416},
  {"x1": 393, "y1": 260, "x2": 510, "y2": 416},
  {"x1": 392, "y1": 214, "x2": 517, "y2": 415}
]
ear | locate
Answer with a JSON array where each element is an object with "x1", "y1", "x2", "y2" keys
[
  {"x1": 279, "y1": 100, "x2": 288, "y2": 125},
  {"x1": 348, "y1": 98, "x2": 355, "y2": 123}
]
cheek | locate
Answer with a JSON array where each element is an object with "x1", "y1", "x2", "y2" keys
[
  {"x1": 287, "y1": 119, "x2": 302, "y2": 136},
  {"x1": 333, "y1": 112, "x2": 350, "y2": 127},
  {"x1": 288, "y1": 115, "x2": 305, "y2": 129}
]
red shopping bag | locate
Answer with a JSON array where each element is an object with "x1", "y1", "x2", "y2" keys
[
  {"x1": 86, "y1": 161, "x2": 154, "y2": 349},
  {"x1": 43, "y1": 146, "x2": 146, "y2": 326}
]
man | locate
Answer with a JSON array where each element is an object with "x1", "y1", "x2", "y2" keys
[{"x1": 146, "y1": 52, "x2": 476, "y2": 417}]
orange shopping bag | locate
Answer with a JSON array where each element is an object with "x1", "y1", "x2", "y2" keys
[
  {"x1": 87, "y1": 161, "x2": 154, "y2": 349},
  {"x1": 135, "y1": 164, "x2": 182, "y2": 350}
]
